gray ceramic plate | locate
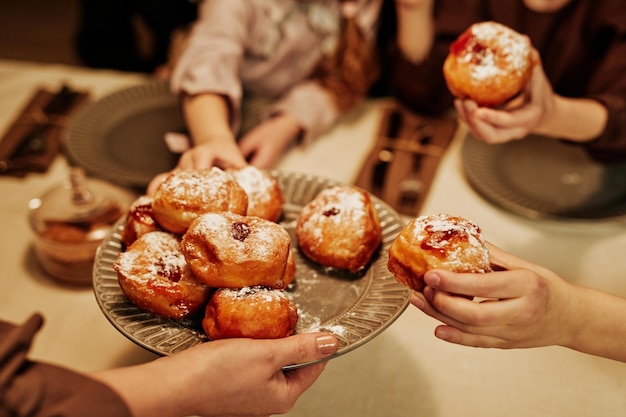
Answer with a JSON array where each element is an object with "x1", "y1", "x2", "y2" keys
[
  {"x1": 65, "y1": 81, "x2": 182, "y2": 189},
  {"x1": 462, "y1": 134, "x2": 626, "y2": 221},
  {"x1": 92, "y1": 171, "x2": 410, "y2": 369}
]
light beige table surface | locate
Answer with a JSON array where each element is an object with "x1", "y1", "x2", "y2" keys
[{"x1": 1, "y1": 59, "x2": 625, "y2": 417}]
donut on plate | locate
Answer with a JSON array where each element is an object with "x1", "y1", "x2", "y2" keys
[
  {"x1": 152, "y1": 167, "x2": 248, "y2": 234},
  {"x1": 443, "y1": 21, "x2": 536, "y2": 107},
  {"x1": 181, "y1": 211, "x2": 292, "y2": 289},
  {"x1": 202, "y1": 286, "x2": 298, "y2": 340},
  {"x1": 295, "y1": 185, "x2": 382, "y2": 272},
  {"x1": 120, "y1": 195, "x2": 161, "y2": 248},
  {"x1": 113, "y1": 231, "x2": 212, "y2": 320},
  {"x1": 387, "y1": 213, "x2": 492, "y2": 292},
  {"x1": 227, "y1": 166, "x2": 284, "y2": 222}
]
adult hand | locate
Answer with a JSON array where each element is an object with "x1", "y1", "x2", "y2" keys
[
  {"x1": 238, "y1": 114, "x2": 302, "y2": 169},
  {"x1": 93, "y1": 332, "x2": 339, "y2": 417},
  {"x1": 454, "y1": 54, "x2": 556, "y2": 144},
  {"x1": 410, "y1": 243, "x2": 579, "y2": 350}
]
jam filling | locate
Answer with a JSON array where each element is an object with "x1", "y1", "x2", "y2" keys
[
  {"x1": 420, "y1": 226, "x2": 463, "y2": 259},
  {"x1": 450, "y1": 31, "x2": 488, "y2": 65},
  {"x1": 232, "y1": 221, "x2": 251, "y2": 242},
  {"x1": 323, "y1": 207, "x2": 340, "y2": 217},
  {"x1": 157, "y1": 259, "x2": 182, "y2": 282},
  {"x1": 131, "y1": 204, "x2": 155, "y2": 224}
]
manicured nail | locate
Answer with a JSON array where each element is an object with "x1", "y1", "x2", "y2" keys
[{"x1": 317, "y1": 334, "x2": 338, "y2": 355}]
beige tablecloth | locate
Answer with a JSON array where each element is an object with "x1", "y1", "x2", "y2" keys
[{"x1": 1, "y1": 59, "x2": 626, "y2": 417}]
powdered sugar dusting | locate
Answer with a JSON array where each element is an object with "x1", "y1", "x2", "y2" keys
[
  {"x1": 412, "y1": 213, "x2": 490, "y2": 272},
  {"x1": 219, "y1": 286, "x2": 287, "y2": 302},
  {"x1": 116, "y1": 231, "x2": 188, "y2": 283},
  {"x1": 230, "y1": 166, "x2": 275, "y2": 207},
  {"x1": 463, "y1": 21, "x2": 531, "y2": 80},
  {"x1": 300, "y1": 186, "x2": 369, "y2": 243},
  {"x1": 191, "y1": 212, "x2": 288, "y2": 259},
  {"x1": 158, "y1": 167, "x2": 233, "y2": 206}
]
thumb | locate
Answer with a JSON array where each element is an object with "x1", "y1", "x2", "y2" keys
[{"x1": 272, "y1": 332, "x2": 339, "y2": 368}]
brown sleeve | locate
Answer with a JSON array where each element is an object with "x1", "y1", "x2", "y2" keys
[
  {"x1": 576, "y1": 0, "x2": 626, "y2": 162},
  {"x1": 390, "y1": 0, "x2": 483, "y2": 115},
  {"x1": 0, "y1": 314, "x2": 133, "y2": 417}
]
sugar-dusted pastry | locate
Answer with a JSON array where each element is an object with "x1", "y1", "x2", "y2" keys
[
  {"x1": 387, "y1": 213, "x2": 492, "y2": 292},
  {"x1": 152, "y1": 167, "x2": 248, "y2": 234},
  {"x1": 202, "y1": 286, "x2": 298, "y2": 340},
  {"x1": 227, "y1": 166, "x2": 284, "y2": 222},
  {"x1": 120, "y1": 195, "x2": 161, "y2": 247},
  {"x1": 443, "y1": 21, "x2": 536, "y2": 107},
  {"x1": 295, "y1": 185, "x2": 382, "y2": 272},
  {"x1": 181, "y1": 211, "x2": 292, "y2": 289},
  {"x1": 114, "y1": 231, "x2": 212, "y2": 320}
]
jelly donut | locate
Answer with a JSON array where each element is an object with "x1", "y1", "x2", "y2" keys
[
  {"x1": 202, "y1": 286, "x2": 298, "y2": 340},
  {"x1": 443, "y1": 21, "x2": 535, "y2": 107},
  {"x1": 114, "y1": 231, "x2": 212, "y2": 320},
  {"x1": 227, "y1": 166, "x2": 284, "y2": 222},
  {"x1": 152, "y1": 167, "x2": 248, "y2": 234},
  {"x1": 295, "y1": 185, "x2": 382, "y2": 272},
  {"x1": 387, "y1": 213, "x2": 492, "y2": 292},
  {"x1": 120, "y1": 195, "x2": 161, "y2": 248},
  {"x1": 181, "y1": 212, "x2": 292, "y2": 289}
]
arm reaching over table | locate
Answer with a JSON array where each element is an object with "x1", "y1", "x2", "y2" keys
[
  {"x1": 410, "y1": 242, "x2": 626, "y2": 362},
  {"x1": 0, "y1": 313, "x2": 338, "y2": 417}
]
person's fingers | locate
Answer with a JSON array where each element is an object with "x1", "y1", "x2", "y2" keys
[
  {"x1": 411, "y1": 291, "x2": 466, "y2": 327},
  {"x1": 423, "y1": 269, "x2": 530, "y2": 301},
  {"x1": 453, "y1": 99, "x2": 469, "y2": 124},
  {"x1": 473, "y1": 104, "x2": 540, "y2": 132},
  {"x1": 433, "y1": 324, "x2": 509, "y2": 348},
  {"x1": 271, "y1": 332, "x2": 338, "y2": 368},
  {"x1": 271, "y1": 333, "x2": 338, "y2": 399}
]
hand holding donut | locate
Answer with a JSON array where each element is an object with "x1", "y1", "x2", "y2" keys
[
  {"x1": 443, "y1": 21, "x2": 561, "y2": 145},
  {"x1": 454, "y1": 60, "x2": 558, "y2": 145},
  {"x1": 409, "y1": 242, "x2": 580, "y2": 350}
]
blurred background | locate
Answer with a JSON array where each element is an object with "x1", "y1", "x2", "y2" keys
[{"x1": 0, "y1": 0, "x2": 80, "y2": 65}]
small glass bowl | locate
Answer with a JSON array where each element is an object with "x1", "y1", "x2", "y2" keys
[{"x1": 28, "y1": 168, "x2": 134, "y2": 286}]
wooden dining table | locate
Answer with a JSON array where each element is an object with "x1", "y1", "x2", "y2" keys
[{"x1": 1, "y1": 59, "x2": 625, "y2": 417}]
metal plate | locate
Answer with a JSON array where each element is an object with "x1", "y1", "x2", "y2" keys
[
  {"x1": 65, "y1": 81, "x2": 182, "y2": 188},
  {"x1": 92, "y1": 170, "x2": 411, "y2": 369},
  {"x1": 462, "y1": 134, "x2": 626, "y2": 221}
]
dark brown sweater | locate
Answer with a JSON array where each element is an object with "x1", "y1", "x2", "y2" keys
[
  {"x1": 0, "y1": 314, "x2": 132, "y2": 417},
  {"x1": 391, "y1": 0, "x2": 626, "y2": 162}
]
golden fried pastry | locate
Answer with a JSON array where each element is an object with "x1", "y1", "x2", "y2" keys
[
  {"x1": 295, "y1": 185, "x2": 382, "y2": 272},
  {"x1": 152, "y1": 167, "x2": 248, "y2": 234},
  {"x1": 114, "y1": 231, "x2": 212, "y2": 320},
  {"x1": 202, "y1": 286, "x2": 298, "y2": 340},
  {"x1": 387, "y1": 213, "x2": 492, "y2": 292},
  {"x1": 227, "y1": 166, "x2": 284, "y2": 222},
  {"x1": 443, "y1": 21, "x2": 535, "y2": 107},
  {"x1": 283, "y1": 248, "x2": 296, "y2": 287},
  {"x1": 120, "y1": 195, "x2": 161, "y2": 247},
  {"x1": 181, "y1": 211, "x2": 292, "y2": 289}
]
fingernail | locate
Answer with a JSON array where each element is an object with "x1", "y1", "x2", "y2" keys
[
  {"x1": 424, "y1": 271, "x2": 440, "y2": 286},
  {"x1": 410, "y1": 293, "x2": 425, "y2": 309},
  {"x1": 435, "y1": 326, "x2": 451, "y2": 341},
  {"x1": 317, "y1": 334, "x2": 338, "y2": 355},
  {"x1": 423, "y1": 286, "x2": 434, "y2": 301}
]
